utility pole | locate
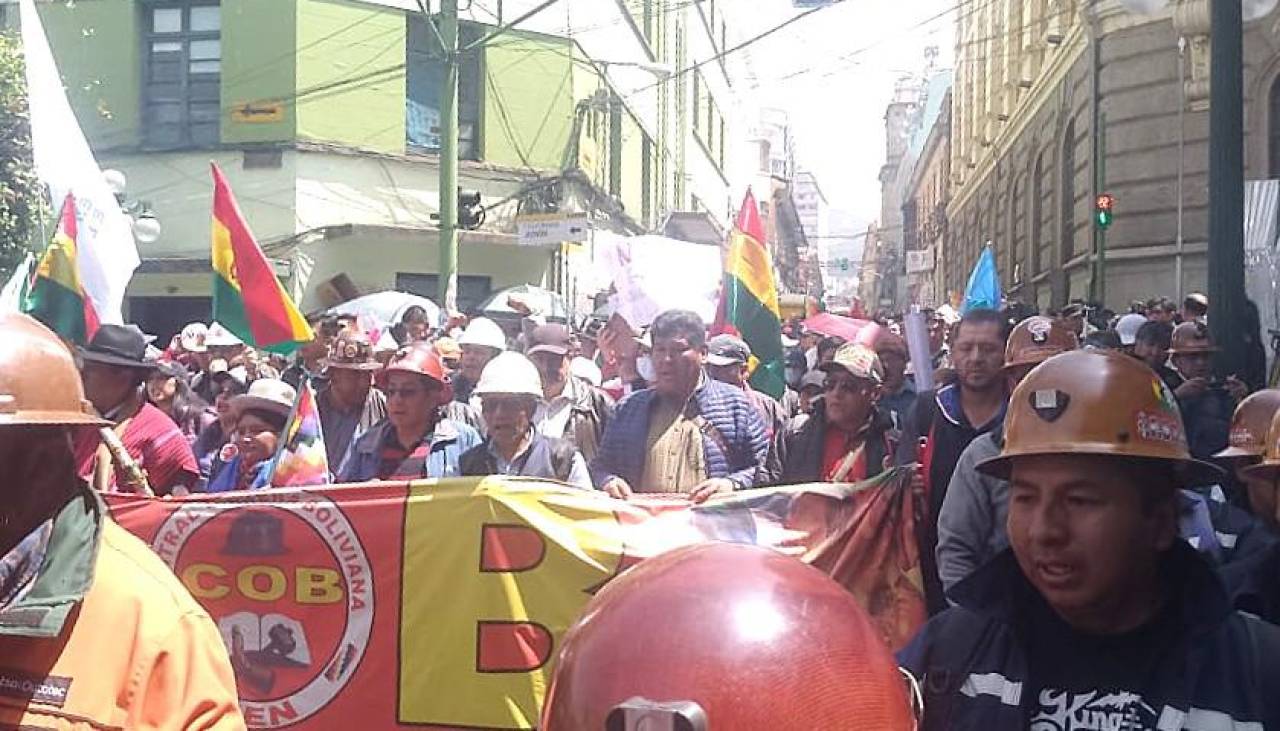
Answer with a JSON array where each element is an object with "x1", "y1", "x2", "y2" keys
[
  {"x1": 1207, "y1": 0, "x2": 1245, "y2": 378},
  {"x1": 437, "y1": 0, "x2": 460, "y2": 313}
]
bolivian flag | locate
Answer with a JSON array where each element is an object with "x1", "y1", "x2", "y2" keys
[
  {"x1": 717, "y1": 189, "x2": 786, "y2": 399},
  {"x1": 210, "y1": 162, "x2": 313, "y2": 354},
  {"x1": 23, "y1": 193, "x2": 100, "y2": 344}
]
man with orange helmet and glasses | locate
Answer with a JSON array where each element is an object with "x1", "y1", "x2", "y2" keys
[
  {"x1": 0, "y1": 314, "x2": 243, "y2": 728},
  {"x1": 935, "y1": 316, "x2": 1077, "y2": 593},
  {"x1": 899, "y1": 349, "x2": 1280, "y2": 730},
  {"x1": 336, "y1": 342, "x2": 481, "y2": 481}
]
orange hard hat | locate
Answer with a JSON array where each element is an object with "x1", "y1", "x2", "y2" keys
[
  {"x1": 1239, "y1": 409, "x2": 1280, "y2": 481},
  {"x1": 978, "y1": 349, "x2": 1220, "y2": 485},
  {"x1": 541, "y1": 543, "x2": 914, "y2": 731},
  {"x1": 0, "y1": 313, "x2": 107, "y2": 427},
  {"x1": 1215, "y1": 389, "x2": 1280, "y2": 459},
  {"x1": 383, "y1": 342, "x2": 448, "y2": 384},
  {"x1": 1168, "y1": 321, "x2": 1218, "y2": 355},
  {"x1": 1004, "y1": 316, "x2": 1078, "y2": 370}
]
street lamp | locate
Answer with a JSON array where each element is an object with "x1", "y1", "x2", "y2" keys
[{"x1": 102, "y1": 169, "x2": 162, "y2": 245}]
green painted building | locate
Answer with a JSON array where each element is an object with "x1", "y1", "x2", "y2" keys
[{"x1": 15, "y1": 0, "x2": 677, "y2": 339}]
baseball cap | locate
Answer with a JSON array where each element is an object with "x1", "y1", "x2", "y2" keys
[
  {"x1": 1115, "y1": 313, "x2": 1147, "y2": 346},
  {"x1": 819, "y1": 343, "x2": 884, "y2": 385},
  {"x1": 706, "y1": 334, "x2": 751, "y2": 367},
  {"x1": 526, "y1": 324, "x2": 573, "y2": 357},
  {"x1": 799, "y1": 370, "x2": 826, "y2": 392}
]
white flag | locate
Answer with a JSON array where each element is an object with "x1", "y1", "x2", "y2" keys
[
  {"x1": 0, "y1": 253, "x2": 35, "y2": 314},
  {"x1": 20, "y1": 0, "x2": 139, "y2": 326}
]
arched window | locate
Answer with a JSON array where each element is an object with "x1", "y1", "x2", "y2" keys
[
  {"x1": 1270, "y1": 76, "x2": 1280, "y2": 178},
  {"x1": 1033, "y1": 151, "x2": 1045, "y2": 273},
  {"x1": 1060, "y1": 120, "x2": 1077, "y2": 265}
]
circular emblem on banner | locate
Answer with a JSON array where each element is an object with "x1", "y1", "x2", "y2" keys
[{"x1": 151, "y1": 495, "x2": 374, "y2": 728}]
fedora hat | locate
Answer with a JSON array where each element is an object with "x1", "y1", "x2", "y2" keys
[
  {"x1": 230, "y1": 378, "x2": 296, "y2": 420},
  {"x1": 78, "y1": 324, "x2": 158, "y2": 370}
]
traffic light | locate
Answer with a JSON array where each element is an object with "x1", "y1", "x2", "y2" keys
[
  {"x1": 459, "y1": 190, "x2": 485, "y2": 230},
  {"x1": 1095, "y1": 193, "x2": 1115, "y2": 230}
]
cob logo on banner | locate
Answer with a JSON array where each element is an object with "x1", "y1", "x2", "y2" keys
[{"x1": 150, "y1": 494, "x2": 373, "y2": 728}]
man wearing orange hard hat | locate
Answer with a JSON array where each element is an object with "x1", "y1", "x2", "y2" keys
[
  {"x1": 935, "y1": 316, "x2": 1077, "y2": 594},
  {"x1": 899, "y1": 349, "x2": 1280, "y2": 729},
  {"x1": 0, "y1": 314, "x2": 243, "y2": 728}
]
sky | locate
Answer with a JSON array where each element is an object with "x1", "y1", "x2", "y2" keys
[{"x1": 737, "y1": 0, "x2": 957, "y2": 226}]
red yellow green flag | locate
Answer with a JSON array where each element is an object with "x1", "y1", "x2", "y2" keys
[
  {"x1": 22, "y1": 193, "x2": 100, "y2": 344},
  {"x1": 716, "y1": 189, "x2": 786, "y2": 399},
  {"x1": 210, "y1": 162, "x2": 313, "y2": 354}
]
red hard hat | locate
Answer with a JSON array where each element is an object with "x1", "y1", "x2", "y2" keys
[
  {"x1": 383, "y1": 342, "x2": 448, "y2": 384},
  {"x1": 541, "y1": 543, "x2": 914, "y2": 731}
]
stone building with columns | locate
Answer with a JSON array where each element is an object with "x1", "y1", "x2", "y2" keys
[{"x1": 946, "y1": 0, "x2": 1280, "y2": 311}]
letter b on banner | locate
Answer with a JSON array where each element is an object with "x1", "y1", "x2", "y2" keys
[{"x1": 397, "y1": 479, "x2": 624, "y2": 728}]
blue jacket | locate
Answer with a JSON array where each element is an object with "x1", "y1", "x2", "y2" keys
[
  {"x1": 898, "y1": 543, "x2": 1280, "y2": 730},
  {"x1": 590, "y1": 375, "x2": 768, "y2": 490},
  {"x1": 205, "y1": 455, "x2": 270, "y2": 493},
  {"x1": 336, "y1": 417, "x2": 481, "y2": 482}
]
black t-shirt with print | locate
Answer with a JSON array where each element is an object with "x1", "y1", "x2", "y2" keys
[{"x1": 1023, "y1": 588, "x2": 1183, "y2": 731}]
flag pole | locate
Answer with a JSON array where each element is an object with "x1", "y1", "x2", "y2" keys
[{"x1": 263, "y1": 374, "x2": 308, "y2": 487}]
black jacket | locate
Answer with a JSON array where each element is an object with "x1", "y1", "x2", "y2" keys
[
  {"x1": 899, "y1": 542, "x2": 1280, "y2": 730},
  {"x1": 768, "y1": 401, "x2": 892, "y2": 485}
]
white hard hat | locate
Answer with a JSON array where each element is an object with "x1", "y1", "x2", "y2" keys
[
  {"x1": 458, "y1": 317, "x2": 507, "y2": 351},
  {"x1": 1115, "y1": 313, "x2": 1147, "y2": 346},
  {"x1": 473, "y1": 351, "x2": 543, "y2": 399},
  {"x1": 206, "y1": 322, "x2": 243, "y2": 347},
  {"x1": 180, "y1": 322, "x2": 209, "y2": 353}
]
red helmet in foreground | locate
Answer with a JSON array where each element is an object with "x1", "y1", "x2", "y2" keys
[{"x1": 541, "y1": 543, "x2": 914, "y2": 731}]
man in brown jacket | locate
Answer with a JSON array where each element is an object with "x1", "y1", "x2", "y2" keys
[{"x1": 527, "y1": 324, "x2": 614, "y2": 463}]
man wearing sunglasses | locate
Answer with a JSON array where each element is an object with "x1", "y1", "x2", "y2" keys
[
  {"x1": 770, "y1": 343, "x2": 893, "y2": 484},
  {"x1": 336, "y1": 342, "x2": 481, "y2": 481}
]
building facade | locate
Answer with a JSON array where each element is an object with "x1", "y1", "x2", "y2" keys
[
  {"x1": 16, "y1": 0, "x2": 745, "y2": 338},
  {"x1": 946, "y1": 0, "x2": 1280, "y2": 312},
  {"x1": 902, "y1": 80, "x2": 952, "y2": 309}
]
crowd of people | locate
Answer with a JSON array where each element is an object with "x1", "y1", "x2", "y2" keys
[{"x1": 7, "y1": 285, "x2": 1280, "y2": 727}]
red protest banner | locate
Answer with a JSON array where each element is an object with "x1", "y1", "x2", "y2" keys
[{"x1": 108, "y1": 471, "x2": 924, "y2": 730}]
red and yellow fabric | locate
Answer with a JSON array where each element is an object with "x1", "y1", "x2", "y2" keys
[
  {"x1": 107, "y1": 471, "x2": 925, "y2": 730},
  {"x1": 211, "y1": 162, "x2": 313, "y2": 354},
  {"x1": 22, "y1": 193, "x2": 100, "y2": 344},
  {"x1": 716, "y1": 190, "x2": 786, "y2": 399}
]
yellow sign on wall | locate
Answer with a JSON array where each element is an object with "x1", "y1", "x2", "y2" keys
[{"x1": 231, "y1": 101, "x2": 285, "y2": 123}]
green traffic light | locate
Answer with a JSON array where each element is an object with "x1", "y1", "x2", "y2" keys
[{"x1": 1096, "y1": 210, "x2": 1113, "y2": 229}]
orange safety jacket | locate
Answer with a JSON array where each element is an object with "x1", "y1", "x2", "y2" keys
[{"x1": 0, "y1": 486, "x2": 245, "y2": 730}]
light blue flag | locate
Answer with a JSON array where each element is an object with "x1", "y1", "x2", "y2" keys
[{"x1": 962, "y1": 244, "x2": 1002, "y2": 314}]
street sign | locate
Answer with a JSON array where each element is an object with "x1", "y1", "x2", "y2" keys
[
  {"x1": 231, "y1": 101, "x2": 284, "y2": 123},
  {"x1": 905, "y1": 248, "x2": 934, "y2": 274},
  {"x1": 516, "y1": 213, "x2": 589, "y2": 246}
]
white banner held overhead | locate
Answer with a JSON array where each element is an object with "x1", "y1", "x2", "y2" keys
[{"x1": 20, "y1": 0, "x2": 140, "y2": 326}]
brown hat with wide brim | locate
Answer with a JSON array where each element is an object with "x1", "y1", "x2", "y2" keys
[
  {"x1": 1239, "y1": 408, "x2": 1280, "y2": 481},
  {"x1": 977, "y1": 349, "x2": 1222, "y2": 486},
  {"x1": 1215, "y1": 389, "x2": 1280, "y2": 459}
]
